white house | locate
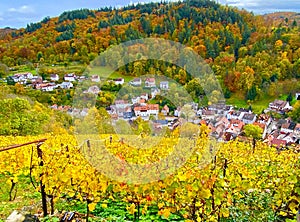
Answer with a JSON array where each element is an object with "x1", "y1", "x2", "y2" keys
[
  {"x1": 241, "y1": 113, "x2": 257, "y2": 124},
  {"x1": 78, "y1": 76, "x2": 88, "y2": 82},
  {"x1": 12, "y1": 72, "x2": 34, "y2": 83},
  {"x1": 59, "y1": 82, "x2": 73, "y2": 89},
  {"x1": 50, "y1": 74, "x2": 59, "y2": 82},
  {"x1": 201, "y1": 110, "x2": 216, "y2": 120},
  {"x1": 227, "y1": 111, "x2": 244, "y2": 120},
  {"x1": 293, "y1": 123, "x2": 300, "y2": 137},
  {"x1": 174, "y1": 108, "x2": 181, "y2": 117},
  {"x1": 134, "y1": 104, "x2": 159, "y2": 118},
  {"x1": 91, "y1": 75, "x2": 100, "y2": 82},
  {"x1": 140, "y1": 93, "x2": 149, "y2": 101},
  {"x1": 160, "y1": 81, "x2": 169, "y2": 90},
  {"x1": 280, "y1": 122, "x2": 296, "y2": 134},
  {"x1": 145, "y1": 78, "x2": 156, "y2": 88},
  {"x1": 130, "y1": 78, "x2": 142, "y2": 86},
  {"x1": 80, "y1": 108, "x2": 89, "y2": 117},
  {"x1": 84, "y1": 85, "x2": 100, "y2": 94},
  {"x1": 269, "y1": 100, "x2": 292, "y2": 112},
  {"x1": 151, "y1": 88, "x2": 160, "y2": 98},
  {"x1": 114, "y1": 78, "x2": 125, "y2": 85},
  {"x1": 161, "y1": 105, "x2": 170, "y2": 116},
  {"x1": 64, "y1": 73, "x2": 76, "y2": 82},
  {"x1": 134, "y1": 106, "x2": 148, "y2": 118},
  {"x1": 36, "y1": 83, "x2": 57, "y2": 92}
]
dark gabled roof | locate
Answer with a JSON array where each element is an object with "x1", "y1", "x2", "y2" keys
[
  {"x1": 239, "y1": 108, "x2": 250, "y2": 112},
  {"x1": 152, "y1": 120, "x2": 168, "y2": 125},
  {"x1": 242, "y1": 113, "x2": 256, "y2": 120},
  {"x1": 289, "y1": 122, "x2": 297, "y2": 130}
]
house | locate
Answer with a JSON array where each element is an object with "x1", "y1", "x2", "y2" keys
[
  {"x1": 31, "y1": 76, "x2": 43, "y2": 86},
  {"x1": 201, "y1": 110, "x2": 216, "y2": 120},
  {"x1": 50, "y1": 74, "x2": 59, "y2": 82},
  {"x1": 191, "y1": 102, "x2": 199, "y2": 111},
  {"x1": 78, "y1": 76, "x2": 88, "y2": 82},
  {"x1": 145, "y1": 78, "x2": 156, "y2": 88},
  {"x1": 227, "y1": 111, "x2": 244, "y2": 120},
  {"x1": 69, "y1": 108, "x2": 81, "y2": 117},
  {"x1": 114, "y1": 100, "x2": 132, "y2": 118},
  {"x1": 91, "y1": 75, "x2": 100, "y2": 82},
  {"x1": 132, "y1": 97, "x2": 145, "y2": 105},
  {"x1": 207, "y1": 103, "x2": 232, "y2": 116},
  {"x1": 130, "y1": 78, "x2": 142, "y2": 86},
  {"x1": 123, "y1": 106, "x2": 134, "y2": 119},
  {"x1": 84, "y1": 85, "x2": 100, "y2": 95},
  {"x1": 215, "y1": 116, "x2": 230, "y2": 128},
  {"x1": 134, "y1": 106, "x2": 148, "y2": 118},
  {"x1": 134, "y1": 104, "x2": 159, "y2": 118},
  {"x1": 294, "y1": 124, "x2": 300, "y2": 137},
  {"x1": 111, "y1": 104, "x2": 133, "y2": 119},
  {"x1": 168, "y1": 118, "x2": 180, "y2": 130},
  {"x1": 59, "y1": 82, "x2": 73, "y2": 89},
  {"x1": 80, "y1": 108, "x2": 89, "y2": 117},
  {"x1": 152, "y1": 120, "x2": 169, "y2": 129},
  {"x1": 140, "y1": 93, "x2": 149, "y2": 101},
  {"x1": 64, "y1": 73, "x2": 76, "y2": 82},
  {"x1": 147, "y1": 104, "x2": 159, "y2": 116},
  {"x1": 151, "y1": 87, "x2": 160, "y2": 98},
  {"x1": 241, "y1": 113, "x2": 257, "y2": 124},
  {"x1": 161, "y1": 105, "x2": 170, "y2": 116},
  {"x1": 160, "y1": 81, "x2": 169, "y2": 90},
  {"x1": 280, "y1": 122, "x2": 296, "y2": 134},
  {"x1": 226, "y1": 119, "x2": 245, "y2": 136},
  {"x1": 257, "y1": 114, "x2": 272, "y2": 126},
  {"x1": 174, "y1": 107, "x2": 181, "y2": 117},
  {"x1": 277, "y1": 133, "x2": 297, "y2": 144},
  {"x1": 271, "y1": 138, "x2": 287, "y2": 148},
  {"x1": 211, "y1": 125, "x2": 226, "y2": 141},
  {"x1": 36, "y1": 83, "x2": 57, "y2": 92},
  {"x1": 115, "y1": 100, "x2": 129, "y2": 108},
  {"x1": 268, "y1": 100, "x2": 292, "y2": 113},
  {"x1": 196, "y1": 109, "x2": 203, "y2": 116},
  {"x1": 114, "y1": 78, "x2": 125, "y2": 85},
  {"x1": 12, "y1": 72, "x2": 34, "y2": 83}
]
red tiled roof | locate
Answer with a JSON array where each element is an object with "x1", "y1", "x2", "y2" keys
[{"x1": 271, "y1": 138, "x2": 287, "y2": 147}]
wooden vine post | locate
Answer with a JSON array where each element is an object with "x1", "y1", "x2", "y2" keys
[{"x1": 37, "y1": 142, "x2": 48, "y2": 217}]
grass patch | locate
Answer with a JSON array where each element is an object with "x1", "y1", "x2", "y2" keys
[
  {"x1": 225, "y1": 92, "x2": 248, "y2": 108},
  {"x1": 226, "y1": 92, "x2": 285, "y2": 114},
  {"x1": 0, "y1": 174, "x2": 41, "y2": 219}
]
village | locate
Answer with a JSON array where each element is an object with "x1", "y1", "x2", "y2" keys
[{"x1": 6, "y1": 71, "x2": 300, "y2": 149}]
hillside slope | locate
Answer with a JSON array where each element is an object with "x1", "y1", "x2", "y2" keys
[{"x1": 0, "y1": 0, "x2": 300, "y2": 102}]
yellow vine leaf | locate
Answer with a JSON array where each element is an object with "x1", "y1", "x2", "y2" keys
[
  {"x1": 88, "y1": 203, "x2": 97, "y2": 212},
  {"x1": 127, "y1": 203, "x2": 136, "y2": 215}
]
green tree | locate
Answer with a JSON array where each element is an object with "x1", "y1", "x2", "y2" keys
[
  {"x1": 286, "y1": 92, "x2": 293, "y2": 103},
  {"x1": 6, "y1": 76, "x2": 16, "y2": 85},
  {"x1": 246, "y1": 86, "x2": 257, "y2": 101},
  {"x1": 0, "y1": 98, "x2": 49, "y2": 135},
  {"x1": 289, "y1": 101, "x2": 300, "y2": 122},
  {"x1": 243, "y1": 124, "x2": 263, "y2": 153}
]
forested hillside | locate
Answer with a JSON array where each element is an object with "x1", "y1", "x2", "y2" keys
[{"x1": 0, "y1": 0, "x2": 300, "y2": 101}]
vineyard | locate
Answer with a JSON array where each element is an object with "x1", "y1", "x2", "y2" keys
[{"x1": 0, "y1": 125, "x2": 300, "y2": 221}]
